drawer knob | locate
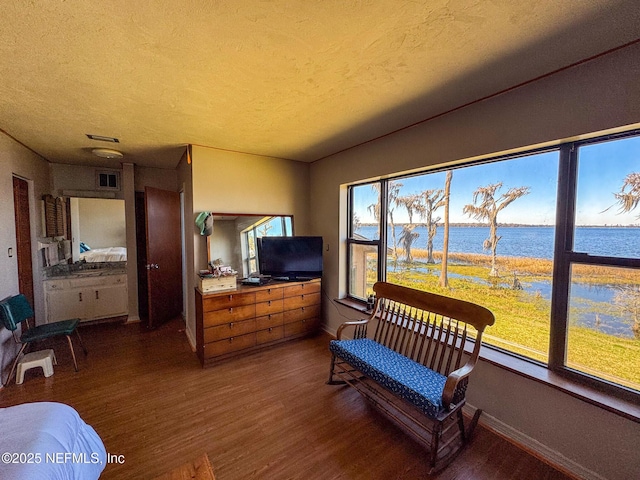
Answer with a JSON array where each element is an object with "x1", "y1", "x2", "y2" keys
[
  {"x1": 229, "y1": 337, "x2": 234, "y2": 342},
  {"x1": 229, "y1": 322, "x2": 234, "y2": 328},
  {"x1": 268, "y1": 300, "x2": 271, "y2": 306},
  {"x1": 229, "y1": 307, "x2": 233, "y2": 313},
  {"x1": 268, "y1": 327, "x2": 273, "y2": 332}
]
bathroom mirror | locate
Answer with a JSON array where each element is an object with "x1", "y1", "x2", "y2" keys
[
  {"x1": 69, "y1": 197, "x2": 127, "y2": 263},
  {"x1": 206, "y1": 214, "x2": 293, "y2": 277}
]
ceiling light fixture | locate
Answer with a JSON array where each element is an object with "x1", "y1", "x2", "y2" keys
[{"x1": 92, "y1": 148, "x2": 123, "y2": 159}]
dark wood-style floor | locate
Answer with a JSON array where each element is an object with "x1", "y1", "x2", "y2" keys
[{"x1": 0, "y1": 319, "x2": 573, "y2": 480}]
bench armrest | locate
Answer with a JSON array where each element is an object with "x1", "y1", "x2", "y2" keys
[
  {"x1": 336, "y1": 319, "x2": 369, "y2": 340},
  {"x1": 442, "y1": 361, "x2": 476, "y2": 409}
]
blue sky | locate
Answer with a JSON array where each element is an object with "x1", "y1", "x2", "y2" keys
[{"x1": 353, "y1": 135, "x2": 640, "y2": 226}]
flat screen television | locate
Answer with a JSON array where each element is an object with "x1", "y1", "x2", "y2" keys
[{"x1": 257, "y1": 236, "x2": 323, "y2": 280}]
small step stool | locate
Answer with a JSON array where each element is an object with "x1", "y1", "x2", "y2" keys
[{"x1": 16, "y1": 349, "x2": 57, "y2": 384}]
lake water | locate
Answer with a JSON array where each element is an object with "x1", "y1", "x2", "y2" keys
[
  {"x1": 358, "y1": 225, "x2": 640, "y2": 259},
  {"x1": 361, "y1": 225, "x2": 640, "y2": 338}
]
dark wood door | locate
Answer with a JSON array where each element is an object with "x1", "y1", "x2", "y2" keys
[
  {"x1": 13, "y1": 176, "x2": 34, "y2": 308},
  {"x1": 145, "y1": 187, "x2": 182, "y2": 329},
  {"x1": 135, "y1": 192, "x2": 149, "y2": 324}
]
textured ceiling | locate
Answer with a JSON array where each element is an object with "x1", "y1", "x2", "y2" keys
[{"x1": 1, "y1": 1, "x2": 639, "y2": 169}]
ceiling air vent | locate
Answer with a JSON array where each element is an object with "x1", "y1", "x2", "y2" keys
[{"x1": 86, "y1": 134, "x2": 119, "y2": 143}]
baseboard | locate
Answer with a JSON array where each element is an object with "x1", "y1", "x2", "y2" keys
[
  {"x1": 321, "y1": 325, "x2": 338, "y2": 338},
  {"x1": 464, "y1": 404, "x2": 607, "y2": 480}
]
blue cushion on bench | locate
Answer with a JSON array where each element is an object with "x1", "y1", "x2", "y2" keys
[{"x1": 329, "y1": 338, "x2": 447, "y2": 418}]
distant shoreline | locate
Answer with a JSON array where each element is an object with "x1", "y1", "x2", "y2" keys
[{"x1": 358, "y1": 223, "x2": 640, "y2": 228}]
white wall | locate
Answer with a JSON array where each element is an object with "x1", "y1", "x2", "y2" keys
[
  {"x1": 185, "y1": 145, "x2": 310, "y2": 344},
  {"x1": 310, "y1": 42, "x2": 640, "y2": 479},
  {"x1": 176, "y1": 151, "x2": 195, "y2": 348},
  {"x1": 51, "y1": 163, "x2": 179, "y2": 198},
  {"x1": 0, "y1": 132, "x2": 51, "y2": 382},
  {"x1": 51, "y1": 163, "x2": 124, "y2": 199}
]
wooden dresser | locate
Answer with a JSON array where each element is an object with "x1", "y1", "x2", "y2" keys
[{"x1": 195, "y1": 278, "x2": 321, "y2": 366}]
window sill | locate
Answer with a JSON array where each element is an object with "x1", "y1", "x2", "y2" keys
[
  {"x1": 335, "y1": 297, "x2": 371, "y2": 315},
  {"x1": 334, "y1": 297, "x2": 640, "y2": 423}
]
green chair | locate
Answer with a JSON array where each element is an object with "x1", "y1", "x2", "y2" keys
[{"x1": 0, "y1": 294, "x2": 87, "y2": 386}]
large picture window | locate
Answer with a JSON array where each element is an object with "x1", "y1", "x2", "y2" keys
[{"x1": 347, "y1": 131, "x2": 640, "y2": 398}]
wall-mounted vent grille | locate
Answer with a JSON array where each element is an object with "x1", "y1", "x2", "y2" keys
[{"x1": 96, "y1": 170, "x2": 120, "y2": 191}]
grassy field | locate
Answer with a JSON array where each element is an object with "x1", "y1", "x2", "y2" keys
[{"x1": 379, "y1": 248, "x2": 640, "y2": 391}]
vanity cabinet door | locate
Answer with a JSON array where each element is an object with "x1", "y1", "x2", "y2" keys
[
  {"x1": 44, "y1": 275, "x2": 128, "y2": 323},
  {"x1": 46, "y1": 288, "x2": 90, "y2": 323},
  {"x1": 93, "y1": 284, "x2": 128, "y2": 319}
]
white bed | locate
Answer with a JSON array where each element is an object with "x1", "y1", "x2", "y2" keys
[
  {"x1": 0, "y1": 402, "x2": 106, "y2": 480},
  {"x1": 80, "y1": 246, "x2": 127, "y2": 263}
]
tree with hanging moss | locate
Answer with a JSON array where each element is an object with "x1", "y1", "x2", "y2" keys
[
  {"x1": 612, "y1": 172, "x2": 640, "y2": 217},
  {"x1": 396, "y1": 193, "x2": 425, "y2": 263},
  {"x1": 463, "y1": 182, "x2": 530, "y2": 277},
  {"x1": 367, "y1": 184, "x2": 381, "y2": 238},
  {"x1": 420, "y1": 188, "x2": 445, "y2": 263},
  {"x1": 388, "y1": 181, "x2": 403, "y2": 270}
]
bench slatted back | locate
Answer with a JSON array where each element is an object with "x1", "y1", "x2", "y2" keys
[{"x1": 371, "y1": 282, "x2": 494, "y2": 377}]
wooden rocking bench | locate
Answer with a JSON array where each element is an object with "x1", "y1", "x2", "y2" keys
[{"x1": 328, "y1": 282, "x2": 495, "y2": 472}]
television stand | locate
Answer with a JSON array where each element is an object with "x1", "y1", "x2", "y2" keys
[
  {"x1": 273, "y1": 276, "x2": 318, "y2": 282},
  {"x1": 195, "y1": 278, "x2": 322, "y2": 367}
]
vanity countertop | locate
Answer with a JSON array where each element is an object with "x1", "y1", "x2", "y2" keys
[
  {"x1": 44, "y1": 269, "x2": 126, "y2": 280},
  {"x1": 44, "y1": 261, "x2": 127, "y2": 280}
]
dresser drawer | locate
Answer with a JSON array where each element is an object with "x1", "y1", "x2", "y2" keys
[
  {"x1": 195, "y1": 279, "x2": 322, "y2": 367},
  {"x1": 256, "y1": 312, "x2": 283, "y2": 330},
  {"x1": 204, "y1": 333, "x2": 256, "y2": 358},
  {"x1": 203, "y1": 304, "x2": 255, "y2": 327},
  {"x1": 255, "y1": 299, "x2": 283, "y2": 317},
  {"x1": 284, "y1": 318, "x2": 318, "y2": 337},
  {"x1": 283, "y1": 304, "x2": 321, "y2": 324},
  {"x1": 255, "y1": 287, "x2": 284, "y2": 303},
  {"x1": 204, "y1": 319, "x2": 256, "y2": 343},
  {"x1": 257, "y1": 325, "x2": 284, "y2": 345},
  {"x1": 283, "y1": 282, "x2": 320, "y2": 298},
  {"x1": 202, "y1": 292, "x2": 255, "y2": 312},
  {"x1": 283, "y1": 292, "x2": 320, "y2": 310}
]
